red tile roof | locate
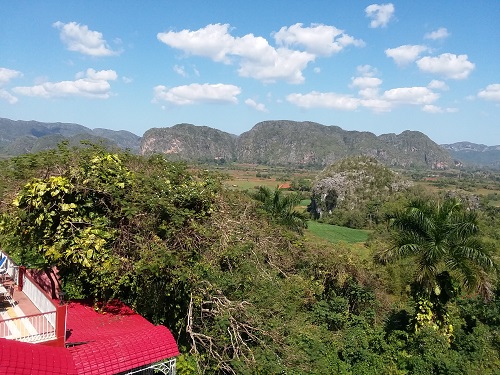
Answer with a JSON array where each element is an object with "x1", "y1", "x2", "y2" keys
[
  {"x1": 65, "y1": 300, "x2": 179, "y2": 375},
  {"x1": 70, "y1": 325, "x2": 178, "y2": 375},
  {"x1": 0, "y1": 338, "x2": 78, "y2": 375},
  {"x1": 1, "y1": 300, "x2": 179, "y2": 374},
  {"x1": 65, "y1": 300, "x2": 156, "y2": 343}
]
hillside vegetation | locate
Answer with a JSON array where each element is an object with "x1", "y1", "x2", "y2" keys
[
  {"x1": 309, "y1": 156, "x2": 414, "y2": 228},
  {"x1": 142, "y1": 120, "x2": 453, "y2": 169},
  {"x1": 0, "y1": 145, "x2": 498, "y2": 374},
  {"x1": 3, "y1": 117, "x2": 500, "y2": 169}
]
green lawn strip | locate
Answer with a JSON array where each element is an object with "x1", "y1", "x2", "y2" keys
[{"x1": 306, "y1": 221, "x2": 370, "y2": 243}]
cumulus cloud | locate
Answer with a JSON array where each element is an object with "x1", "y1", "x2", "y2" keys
[
  {"x1": 0, "y1": 67, "x2": 23, "y2": 85},
  {"x1": 0, "y1": 89, "x2": 18, "y2": 104},
  {"x1": 350, "y1": 65, "x2": 382, "y2": 99},
  {"x1": 273, "y1": 23, "x2": 364, "y2": 56},
  {"x1": 157, "y1": 23, "x2": 362, "y2": 84},
  {"x1": 381, "y1": 86, "x2": 439, "y2": 104},
  {"x1": 356, "y1": 65, "x2": 379, "y2": 77},
  {"x1": 350, "y1": 76, "x2": 383, "y2": 89},
  {"x1": 422, "y1": 104, "x2": 458, "y2": 113},
  {"x1": 286, "y1": 92, "x2": 360, "y2": 110},
  {"x1": 365, "y1": 3, "x2": 395, "y2": 28},
  {"x1": 478, "y1": 84, "x2": 500, "y2": 102},
  {"x1": 153, "y1": 83, "x2": 241, "y2": 105},
  {"x1": 424, "y1": 27, "x2": 450, "y2": 40},
  {"x1": 416, "y1": 53, "x2": 475, "y2": 79},
  {"x1": 385, "y1": 45, "x2": 428, "y2": 66},
  {"x1": 237, "y1": 47, "x2": 314, "y2": 83},
  {"x1": 245, "y1": 98, "x2": 268, "y2": 112},
  {"x1": 287, "y1": 84, "x2": 442, "y2": 114},
  {"x1": 53, "y1": 21, "x2": 119, "y2": 56},
  {"x1": 0, "y1": 68, "x2": 22, "y2": 103},
  {"x1": 427, "y1": 80, "x2": 449, "y2": 90},
  {"x1": 13, "y1": 68, "x2": 117, "y2": 99}
]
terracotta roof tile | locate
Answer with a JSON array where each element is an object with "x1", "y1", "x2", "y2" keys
[
  {"x1": 69, "y1": 326, "x2": 179, "y2": 375},
  {"x1": 1, "y1": 300, "x2": 179, "y2": 374},
  {"x1": 0, "y1": 338, "x2": 78, "y2": 375}
]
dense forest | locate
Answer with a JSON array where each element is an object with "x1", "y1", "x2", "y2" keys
[{"x1": 0, "y1": 144, "x2": 499, "y2": 374}]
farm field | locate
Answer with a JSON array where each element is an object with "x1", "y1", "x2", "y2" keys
[{"x1": 216, "y1": 163, "x2": 317, "y2": 192}]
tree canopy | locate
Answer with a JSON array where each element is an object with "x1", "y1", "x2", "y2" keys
[
  {"x1": 380, "y1": 197, "x2": 495, "y2": 298},
  {"x1": 0, "y1": 146, "x2": 499, "y2": 374}
]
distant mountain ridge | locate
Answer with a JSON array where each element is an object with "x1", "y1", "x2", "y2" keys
[
  {"x1": 441, "y1": 142, "x2": 500, "y2": 169},
  {"x1": 142, "y1": 120, "x2": 454, "y2": 169},
  {"x1": 0, "y1": 118, "x2": 141, "y2": 154},
  {"x1": 1, "y1": 117, "x2": 498, "y2": 169}
]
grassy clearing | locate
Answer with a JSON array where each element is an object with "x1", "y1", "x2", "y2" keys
[{"x1": 306, "y1": 221, "x2": 370, "y2": 244}]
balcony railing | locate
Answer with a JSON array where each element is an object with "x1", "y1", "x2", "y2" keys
[
  {"x1": 0, "y1": 310, "x2": 56, "y2": 343},
  {"x1": 1, "y1": 251, "x2": 66, "y2": 346},
  {"x1": 21, "y1": 272, "x2": 57, "y2": 325}
]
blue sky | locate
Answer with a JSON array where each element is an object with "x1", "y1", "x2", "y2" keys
[{"x1": 1, "y1": 1, "x2": 499, "y2": 145}]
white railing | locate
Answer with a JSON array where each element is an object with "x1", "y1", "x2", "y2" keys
[
  {"x1": 122, "y1": 358, "x2": 176, "y2": 375},
  {"x1": 0, "y1": 311, "x2": 56, "y2": 343},
  {"x1": 21, "y1": 274, "x2": 57, "y2": 326}
]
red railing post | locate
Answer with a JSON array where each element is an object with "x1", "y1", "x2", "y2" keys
[
  {"x1": 18, "y1": 265, "x2": 26, "y2": 291},
  {"x1": 54, "y1": 304, "x2": 68, "y2": 347}
]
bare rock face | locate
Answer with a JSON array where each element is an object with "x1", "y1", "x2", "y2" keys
[
  {"x1": 140, "y1": 120, "x2": 453, "y2": 169},
  {"x1": 309, "y1": 156, "x2": 413, "y2": 218},
  {"x1": 140, "y1": 124, "x2": 237, "y2": 162}
]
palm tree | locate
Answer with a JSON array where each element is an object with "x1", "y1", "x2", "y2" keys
[
  {"x1": 252, "y1": 186, "x2": 308, "y2": 233},
  {"x1": 378, "y1": 197, "x2": 495, "y2": 300}
]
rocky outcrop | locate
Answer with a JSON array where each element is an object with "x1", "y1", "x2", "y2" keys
[{"x1": 139, "y1": 120, "x2": 453, "y2": 169}]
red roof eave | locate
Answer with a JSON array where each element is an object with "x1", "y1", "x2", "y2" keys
[{"x1": 69, "y1": 325, "x2": 179, "y2": 375}]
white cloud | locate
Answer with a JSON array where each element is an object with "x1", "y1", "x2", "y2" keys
[
  {"x1": 53, "y1": 21, "x2": 119, "y2": 56},
  {"x1": 287, "y1": 84, "x2": 442, "y2": 113},
  {"x1": 385, "y1": 45, "x2": 428, "y2": 66},
  {"x1": 365, "y1": 3, "x2": 395, "y2": 28},
  {"x1": 245, "y1": 98, "x2": 268, "y2": 112},
  {"x1": 158, "y1": 23, "x2": 360, "y2": 84},
  {"x1": 356, "y1": 65, "x2": 378, "y2": 77},
  {"x1": 0, "y1": 89, "x2": 18, "y2": 104},
  {"x1": 173, "y1": 65, "x2": 187, "y2": 77},
  {"x1": 364, "y1": 86, "x2": 440, "y2": 111},
  {"x1": 13, "y1": 68, "x2": 117, "y2": 99},
  {"x1": 77, "y1": 68, "x2": 117, "y2": 81},
  {"x1": 427, "y1": 80, "x2": 449, "y2": 90},
  {"x1": 313, "y1": 67, "x2": 321, "y2": 73},
  {"x1": 350, "y1": 65, "x2": 382, "y2": 98},
  {"x1": 350, "y1": 76, "x2": 382, "y2": 89},
  {"x1": 122, "y1": 76, "x2": 133, "y2": 84},
  {"x1": 382, "y1": 86, "x2": 439, "y2": 104},
  {"x1": 424, "y1": 27, "x2": 450, "y2": 40},
  {"x1": 422, "y1": 104, "x2": 458, "y2": 113},
  {"x1": 286, "y1": 92, "x2": 360, "y2": 110},
  {"x1": 478, "y1": 84, "x2": 500, "y2": 102},
  {"x1": 0, "y1": 68, "x2": 23, "y2": 103},
  {"x1": 360, "y1": 98, "x2": 393, "y2": 112},
  {"x1": 153, "y1": 83, "x2": 241, "y2": 105},
  {"x1": 416, "y1": 53, "x2": 475, "y2": 79},
  {"x1": 0, "y1": 67, "x2": 23, "y2": 85},
  {"x1": 157, "y1": 23, "x2": 235, "y2": 62},
  {"x1": 358, "y1": 88, "x2": 381, "y2": 99},
  {"x1": 273, "y1": 23, "x2": 364, "y2": 56},
  {"x1": 237, "y1": 47, "x2": 314, "y2": 84}
]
